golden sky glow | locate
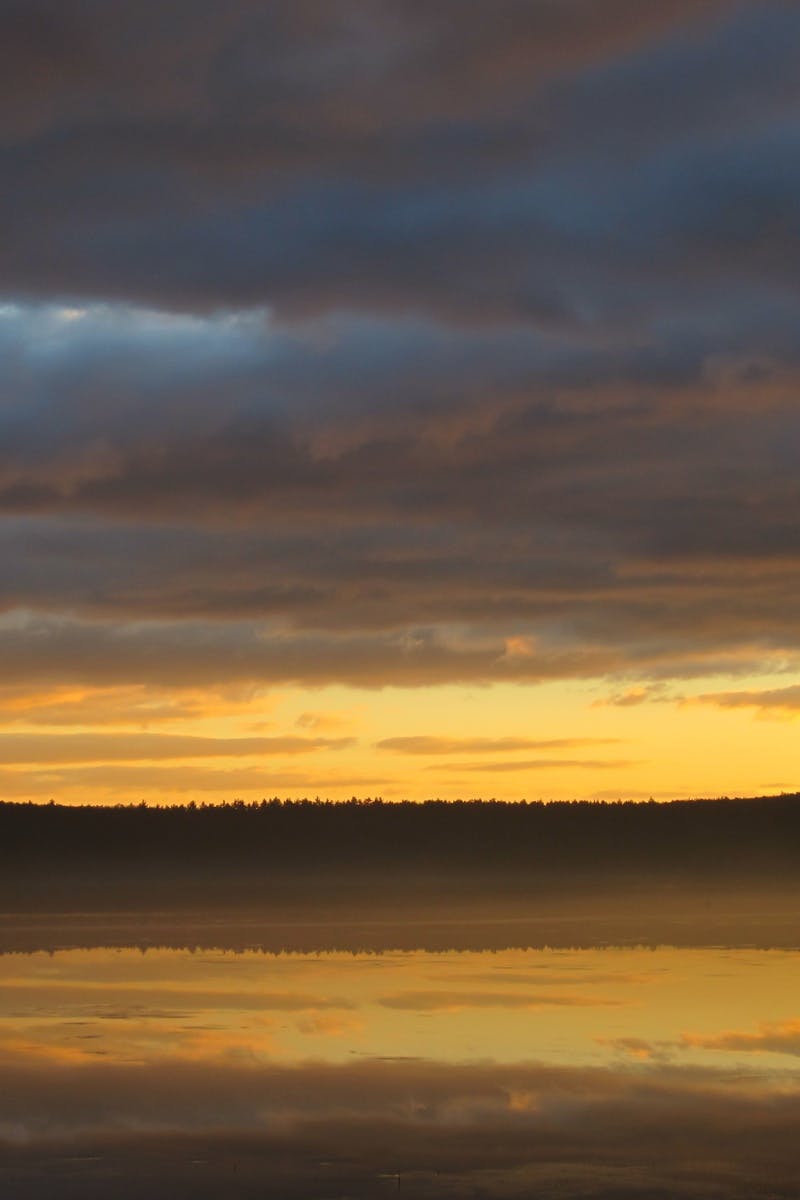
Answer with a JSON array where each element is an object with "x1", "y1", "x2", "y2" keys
[{"x1": 0, "y1": 673, "x2": 797, "y2": 804}]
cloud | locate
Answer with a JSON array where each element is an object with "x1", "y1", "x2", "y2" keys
[
  {"x1": 1, "y1": 3, "x2": 800, "y2": 707},
  {"x1": 0, "y1": 684, "x2": 281, "y2": 728},
  {"x1": 594, "y1": 686, "x2": 669, "y2": 708},
  {"x1": 0, "y1": 1, "x2": 736, "y2": 319},
  {"x1": 426, "y1": 758, "x2": 638, "y2": 773},
  {"x1": 0, "y1": 732, "x2": 354, "y2": 765},
  {"x1": 0, "y1": 601, "x2": 794, "y2": 698},
  {"x1": 693, "y1": 685, "x2": 800, "y2": 715},
  {"x1": 0, "y1": 763, "x2": 387, "y2": 800},
  {"x1": 3, "y1": 0, "x2": 789, "y2": 351},
  {"x1": 294, "y1": 709, "x2": 357, "y2": 733},
  {"x1": 376, "y1": 736, "x2": 620, "y2": 755},
  {"x1": 0, "y1": 297, "x2": 798, "y2": 700},
  {"x1": 0, "y1": 611, "x2": 626, "y2": 690}
]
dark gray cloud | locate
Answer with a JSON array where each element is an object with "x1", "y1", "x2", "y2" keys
[
  {"x1": 1, "y1": 3, "x2": 799, "y2": 695},
  {"x1": 0, "y1": 612, "x2": 622, "y2": 689},
  {"x1": 1, "y1": 302, "x2": 798, "y2": 539},
  {"x1": 2, "y1": 497, "x2": 799, "y2": 687},
  {"x1": 1, "y1": 606, "x2": 791, "y2": 694},
  {"x1": 0, "y1": 2, "x2": 793, "y2": 324},
  {"x1": 0, "y1": 302, "x2": 798, "y2": 687}
]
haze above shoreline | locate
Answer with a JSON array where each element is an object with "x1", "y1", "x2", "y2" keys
[{"x1": 3, "y1": 795, "x2": 800, "y2": 929}]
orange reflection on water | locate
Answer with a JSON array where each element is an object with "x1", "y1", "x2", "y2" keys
[{"x1": 2, "y1": 944, "x2": 800, "y2": 1075}]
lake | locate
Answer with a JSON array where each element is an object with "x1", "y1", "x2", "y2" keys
[{"x1": 2, "y1": 918, "x2": 800, "y2": 1197}]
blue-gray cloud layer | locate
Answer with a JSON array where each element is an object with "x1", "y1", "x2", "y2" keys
[{"x1": 1, "y1": 2, "x2": 798, "y2": 688}]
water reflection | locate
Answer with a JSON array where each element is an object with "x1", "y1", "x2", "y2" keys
[
  {"x1": 2, "y1": 929, "x2": 800, "y2": 1197},
  {"x1": 4, "y1": 943, "x2": 800, "y2": 1073}
]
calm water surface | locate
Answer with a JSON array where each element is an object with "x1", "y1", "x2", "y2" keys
[{"x1": 3, "y1": 928, "x2": 800, "y2": 1197}]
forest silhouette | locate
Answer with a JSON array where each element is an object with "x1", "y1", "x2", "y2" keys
[{"x1": 3, "y1": 794, "x2": 800, "y2": 915}]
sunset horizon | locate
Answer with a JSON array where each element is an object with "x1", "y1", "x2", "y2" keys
[{"x1": 4, "y1": 3, "x2": 800, "y2": 1197}]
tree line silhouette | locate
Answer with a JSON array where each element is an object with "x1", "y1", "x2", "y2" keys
[{"x1": 2, "y1": 795, "x2": 800, "y2": 914}]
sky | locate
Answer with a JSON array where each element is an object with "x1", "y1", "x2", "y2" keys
[{"x1": 2, "y1": 0, "x2": 799, "y2": 804}]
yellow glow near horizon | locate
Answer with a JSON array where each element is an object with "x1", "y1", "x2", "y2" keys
[{"x1": 0, "y1": 671, "x2": 797, "y2": 805}]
